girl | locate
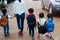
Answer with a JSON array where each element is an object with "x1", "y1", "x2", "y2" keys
[
  {"x1": 37, "y1": 12, "x2": 47, "y2": 40},
  {"x1": 45, "y1": 13, "x2": 54, "y2": 39},
  {"x1": 0, "y1": 6, "x2": 14, "y2": 37}
]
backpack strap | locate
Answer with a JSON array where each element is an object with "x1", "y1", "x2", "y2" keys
[{"x1": 6, "y1": 15, "x2": 8, "y2": 19}]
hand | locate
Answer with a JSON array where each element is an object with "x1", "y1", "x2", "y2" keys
[
  {"x1": 10, "y1": 17, "x2": 14, "y2": 19},
  {"x1": 14, "y1": 14, "x2": 16, "y2": 17},
  {"x1": 35, "y1": 27, "x2": 36, "y2": 29},
  {"x1": 10, "y1": 14, "x2": 16, "y2": 19}
]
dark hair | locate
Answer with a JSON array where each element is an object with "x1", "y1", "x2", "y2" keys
[
  {"x1": 2, "y1": 8, "x2": 7, "y2": 16},
  {"x1": 47, "y1": 13, "x2": 52, "y2": 18},
  {"x1": 39, "y1": 12, "x2": 44, "y2": 18},
  {"x1": 47, "y1": 13, "x2": 53, "y2": 20},
  {"x1": 18, "y1": 0, "x2": 21, "y2": 2},
  {"x1": 28, "y1": 8, "x2": 34, "y2": 13}
]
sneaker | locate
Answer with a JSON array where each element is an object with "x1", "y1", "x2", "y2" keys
[
  {"x1": 7, "y1": 33, "x2": 10, "y2": 36},
  {"x1": 29, "y1": 33, "x2": 31, "y2": 36},
  {"x1": 48, "y1": 34, "x2": 51, "y2": 39},
  {"x1": 4, "y1": 35, "x2": 8, "y2": 37},
  {"x1": 32, "y1": 37, "x2": 34, "y2": 40},
  {"x1": 20, "y1": 32, "x2": 23, "y2": 36},
  {"x1": 43, "y1": 38, "x2": 46, "y2": 40},
  {"x1": 18, "y1": 30, "x2": 21, "y2": 36}
]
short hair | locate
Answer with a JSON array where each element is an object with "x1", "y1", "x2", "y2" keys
[
  {"x1": 28, "y1": 8, "x2": 34, "y2": 13},
  {"x1": 39, "y1": 12, "x2": 44, "y2": 18},
  {"x1": 47, "y1": 13, "x2": 52, "y2": 18},
  {"x1": 2, "y1": 8, "x2": 7, "y2": 16}
]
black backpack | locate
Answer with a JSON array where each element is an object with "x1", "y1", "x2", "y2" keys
[{"x1": 27, "y1": 15, "x2": 36, "y2": 27}]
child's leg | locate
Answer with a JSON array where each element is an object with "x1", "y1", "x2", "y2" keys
[
  {"x1": 45, "y1": 32, "x2": 51, "y2": 38},
  {"x1": 7, "y1": 25, "x2": 9, "y2": 35},
  {"x1": 4, "y1": 27, "x2": 7, "y2": 36},
  {"x1": 29, "y1": 28, "x2": 31, "y2": 35},
  {"x1": 31, "y1": 28, "x2": 34, "y2": 40},
  {"x1": 47, "y1": 32, "x2": 51, "y2": 37},
  {"x1": 31, "y1": 28, "x2": 34, "y2": 38},
  {"x1": 37, "y1": 27, "x2": 40, "y2": 38},
  {"x1": 43, "y1": 34, "x2": 46, "y2": 40}
]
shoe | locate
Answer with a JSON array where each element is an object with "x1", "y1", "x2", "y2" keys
[
  {"x1": 18, "y1": 30, "x2": 21, "y2": 36},
  {"x1": 7, "y1": 33, "x2": 10, "y2": 36},
  {"x1": 48, "y1": 34, "x2": 51, "y2": 39},
  {"x1": 4, "y1": 35, "x2": 8, "y2": 37},
  {"x1": 29, "y1": 33, "x2": 31, "y2": 36},
  {"x1": 20, "y1": 32, "x2": 23, "y2": 36},
  {"x1": 48, "y1": 36, "x2": 52, "y2": 39},
  {"x1": 43, "y1": 38, "x2": 46, "y2": 40},
  {"x1": 32, "y1": 37, "x2": 34, "y2": 40}
]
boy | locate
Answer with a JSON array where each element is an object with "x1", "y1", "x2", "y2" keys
[{"x1": 26, "y1": 8, "x2": 36, "y2": 40}]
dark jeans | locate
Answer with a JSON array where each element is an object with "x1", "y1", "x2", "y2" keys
[
  {"x1": 29, "y1": 25, "x2": 34, "y2": 37},
  {"x1": 16, "y1": 13, "x2": 25, "y2": 32},
  {"x1": 4, "y1": 25, "x2": 9, "y2": 36}
]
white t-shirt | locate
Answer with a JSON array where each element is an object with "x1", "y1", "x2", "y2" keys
[
  {"x1": 13, "y1": 0, "x2": 27, "y2": 15},
  {"x1": 38, "y1": 18, "x2": 46, "y2": 26}
]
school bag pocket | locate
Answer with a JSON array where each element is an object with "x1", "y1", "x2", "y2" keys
[
  {"x1": 46, "y1": 23, "x2": 54, "y2": 32},
  {"x1": 46, "y1": 18, "x2": 54, "y2": 32}
]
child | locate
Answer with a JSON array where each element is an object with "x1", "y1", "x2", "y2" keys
[
  {"x1": 37, "y1": 12, "x2": 47, "y2": 40},
  {"x1": 46, "y1": 14, "x2": 54, "y2": 38},
  {"x1": 0, "y1": 6, "x2": 13, "y2": 37},
  {"x1": 26, "y1": 8, "x2": 36, "y2": 40},
  {"x1": 47, "y1": 13, "x2": 53, "y2": 20}
]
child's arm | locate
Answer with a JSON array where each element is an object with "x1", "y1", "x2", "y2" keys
[
  {"x1": 10, "y1": 14, "x2": 16, "y2": 19},
  {"x1": 8, "y1": 14, "x2": 15, "y2": 19},
  {"x1": 36, "y1": 22, "x2": 39, "y2": 27}
]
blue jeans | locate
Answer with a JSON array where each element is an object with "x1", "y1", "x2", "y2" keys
[
  {"x1": 4, "y1": 25, "x2": 9, "y2": 36},
  {"x1": 16, "y1": 13, "x2": 25, "y2": 32},
  {"x1": 29, "y1": 27, "x2": 34, "y2": 37}
]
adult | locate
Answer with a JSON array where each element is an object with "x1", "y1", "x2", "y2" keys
[{"x1": 13, "y1": 0, "x2": 27, "y2": 36}]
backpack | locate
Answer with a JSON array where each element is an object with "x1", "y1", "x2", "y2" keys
[
  {"x1": 46, "y1": 18, "x2": 54, "y2": 32},
  {"x1": 38, "y1": 18, "x2": 46, "y2": 26},
  {"x1": 27, "y1": 14, "x2": 36, "y2": 27},
  {"x1": 38, "y1": 18, "x2": 47, "y2": 34},
  {"x1": 0, "y1": 16, "x2": 8, "y2": 27}
]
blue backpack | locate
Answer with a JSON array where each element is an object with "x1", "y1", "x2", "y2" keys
[{"x1": 46, "y1": 18, "x2": 54, "y2": 32}]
